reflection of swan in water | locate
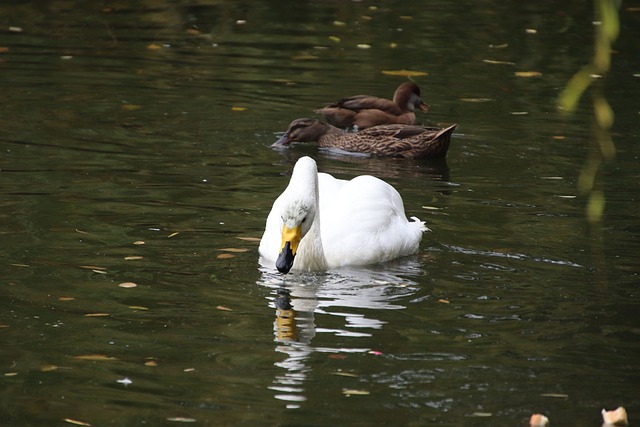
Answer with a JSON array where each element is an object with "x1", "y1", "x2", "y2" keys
[{"x1": 258, "y1": 257, "x2": 424, "y2": 408}]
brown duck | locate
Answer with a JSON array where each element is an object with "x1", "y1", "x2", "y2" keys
[
  {"x1": 273, "y1": 118, "x2": 457, "y2": 159},
  {"x1": 315, "y1": 82, "x2": 429, "y2": 129}
]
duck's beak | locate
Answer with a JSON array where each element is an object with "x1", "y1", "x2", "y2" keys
[
  {"x1": 417, "y1": 102, "x2": 430, "y2": 112},
  {"x1": 272, "y1": 132, "x2": 291, "y2": 147},
  {"x1": 276, "y1": 224, "x2": 301, "y2": 273}
]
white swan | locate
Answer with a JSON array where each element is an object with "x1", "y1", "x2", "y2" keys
[{"x1": 259, "y1": 156, "x2": 428, "y2": 273}]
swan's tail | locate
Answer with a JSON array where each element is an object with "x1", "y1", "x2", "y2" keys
[{"x1": 410, "y1": 216, "x2": 431, "y2": 233}]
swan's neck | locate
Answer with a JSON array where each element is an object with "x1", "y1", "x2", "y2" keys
[{"x1": 298, "y1": 216, "x2": 327, "y2": 271}]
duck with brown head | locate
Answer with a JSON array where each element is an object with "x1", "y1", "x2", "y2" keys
[{"x1": 315, "y1": 82, "x2": 429, "y2": 129}]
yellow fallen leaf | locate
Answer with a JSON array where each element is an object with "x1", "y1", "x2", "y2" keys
[
  {"x1": 124, "y1": 256, "x2": 143, "y2": 260},
  {"x1": 514, "y1": 71, "x2": 542, "y2": 77},
  {"x1": 231, "y1": 106, "x2": 247, "y2": 111},
  {"x1": 438, "y1": 299, "x2": 450, "y2": 304},
  {"x1": 72, "y1": 354, "x2": 117, "y2": 361},
  {"x1": 472, "y1": 412, "x2": 493, "y2": 417},
  {"x1": 41, "y1": 364, "x2": 59, "y2": 372},
  {"x1": 342, "y1": 389, "x2": 370, "y2": 396},
  {"x1": 118, "y1": 282, "x2": 137, "y2": 288},
  {"x1": 236, "y1": 236, "x2": 261, "y2": 242},
  {"x1": 216, "y1": 254, "x2": 235, "y2": 259},
  {"x1": 63, "y1": 419, "x2": 93, "y2": 426},
  {"x1": 92, "y1": 270, "x2": 107, "y2": 275},
  {"x1": 483, "y1": 59, "x2": 515, "y2": 65},
  {"x1": 84, "y1": 313, "x2": 111, "y2": 317},
  {"x1": 328, "y1": 36, "x2": 341, "y2": 43},
  {"x1": 168, "y1": 232, "x2": 180, "y2": 238},
  {"x1": 217, "y1": 248, "x2": 248, "y2": 253},
  {"x1": 381, "y1": 69, "x2": 428, "y2": 77},
  {"x1": 399, "y1": 15, "x2": 413, "y2": 20},
  {"x1": 552, "y1": 135, "x2": 566, "y2": 140},
  {"x1": 166, "y1": 418, "x2": 197, "y2": 423},
  {"x1": 0, "y1": 324, "x2": 9, "y2": 328},
  {"x1": 129, "y1": 305, "x2": 149, "y2": 310},
  {"x1": 147, "y1": 44, "x2": 162, "y2": 50},
  {"x1": 291, "y1": 54, "x2": 319, "y2": 61},
  {"x1": 332, "y1": 371, "x2": 359, "y2": 378},
  {"x1": 216, "y1": 305, "x2": 233, "y2": 311},
  {"x1": 121, "y1": 104, "x2": 142, "y2": 111},
  {"x1": 133, "y1": 240, "x2": 145, "y2": 245},
  {"x1": 5, "y1": 372, "x2": 18, "y2": 376},
  {"x1": 389, "y1": 42, "x2": 397, "y2": 48},
  {"x1": 333, "y1": 20, "x2": 346, "y2": 26},
  {"x1": 59, "y1": 297, "x2": 75, "y2": 301},
  {"x1": 460, "y1": 98, "x2": 494, "y2": 103},
  {"x1": 356, "y1": 44, "x2": 371, "y2": 49},
  {"x1": 145, "y1": 360, "x2": 158, "y2": 367}
]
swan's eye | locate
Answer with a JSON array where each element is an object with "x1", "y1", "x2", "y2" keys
[{"x1": 301, "y1": 217, "x2": 307, "y2": 223}]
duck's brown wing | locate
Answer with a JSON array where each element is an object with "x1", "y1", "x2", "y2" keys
[{"x1": 356, "y1": 124, "x2": 458, "y2": 158}]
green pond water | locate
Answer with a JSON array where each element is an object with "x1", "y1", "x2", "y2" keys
[{"x1": 1, "y1": 1, "x2": 639, "y2": 426}]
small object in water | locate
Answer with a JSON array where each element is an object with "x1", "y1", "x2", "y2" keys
[
  {"x1": 529, "y1": 414, "x2": 549, "y2": 427},
  {"x1": 601, "y1": 407, "x2": 628, "y2": 426}
]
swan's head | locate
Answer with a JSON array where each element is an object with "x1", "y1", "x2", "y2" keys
[{"x1": 275, "y1": 157, "x2": 319, "y2": 274}]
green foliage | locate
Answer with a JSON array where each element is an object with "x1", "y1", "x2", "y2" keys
[{"x1": 558, "y1": 0, "x2": 620, "y2": 223}]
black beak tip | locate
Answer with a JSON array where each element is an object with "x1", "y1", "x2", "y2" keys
[{"x1": 276, "y1": 242, "x2": 295, "y2": 274}]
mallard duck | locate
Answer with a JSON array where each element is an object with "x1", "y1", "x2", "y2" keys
[
  {"x1": 315, "y1": 82, "x2": 429, "y2": 129},
  {"x1": 258, "y1": 156, "x2": 427, "y2": 273},
  {"x1": 273, "y1": 118, "x2": 457, "y2": 159}
]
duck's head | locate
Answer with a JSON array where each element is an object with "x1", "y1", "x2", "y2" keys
[
  {"x1": 275, "y1": 157, "x2": 319, "y2": 273},
  {"x1": 394, "y1": 82, "x2": 429, "y2": 113},
  {"x1": 272, "y1": 118, "x2": 330, "y2": 147}
]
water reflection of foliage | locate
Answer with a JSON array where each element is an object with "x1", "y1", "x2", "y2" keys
[{"x1": 558, "y1": 0, "x2": 620, "y2": 223}]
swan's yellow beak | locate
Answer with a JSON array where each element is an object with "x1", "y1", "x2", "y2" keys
[{"x1": 276, "y1": 225, "x2": 301, "y2": 274}]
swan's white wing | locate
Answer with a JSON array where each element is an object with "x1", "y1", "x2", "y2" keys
[{"x1": 320, "y1": 175, "x2": 425, "y2": 267}]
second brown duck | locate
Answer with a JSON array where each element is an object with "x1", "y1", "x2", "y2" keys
[
  {"x1": 273, "y1": 118, "x2": 457, "y2": 159},
  {"x1": 316, "y1": 82, "x2": 429, "y2": 129}
]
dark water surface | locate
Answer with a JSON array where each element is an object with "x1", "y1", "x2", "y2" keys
[{"x1": 1, "y1": 1, "x2": 639, "y2": 426}]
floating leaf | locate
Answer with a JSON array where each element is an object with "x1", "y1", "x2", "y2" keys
[
  {"x1": 129, "y1": 305, "x2": 148, "y2": 310},
  {"x1": 84, "y1": 313, "x2": 111, "y2": 317},
  {"x1": 121, "y1": 104, "x2": 142, "y2": 111},
  {"x1": 59, "y1": 297, "x2": 75, "y2": 301},
  {"x1": 11, "y1": 263, "x2": 29, "y2": 267},
  {"x1": 540, "y1": 393, "x2": 569, "y2": 398},
  {"x1": 92, "y1": 270, "x2": 107, "y2": 275},
  {"x1": 438, "y1": 299, "x2": 450, "y2": 304},
  {"x1": 147, "y1": 44, "x2": 162, "y2": 50},
  {"x1": 333, "y1": 20, "x2": 346, "y2": 26},
  {"x1": 328, "y1": 36, "x2": 341, "y2": 43},
  {"x1": 356, "y1": 43, "x2": 371, "y2": 49},
  {"x1": 72, "y1": 354, "x2": 117, "y2": 361},
  {"x1": 166, "y1": 418, "x2": 197, "y2": 423},
  {"x1": 231, "y1": 106, "x2": 246, "y2": 111},
  {"x1": 124, "y1": 256, "x2": 143, "y2": 260},
  {"x1": 4, "y1": 372, "x2": 18, "y2": 377},
  {"x1": 217, "y1": 248, "x2": 248, "y2": 253},
  {"x1": 529, "y1": 414, "x2": 549, "y2": 427},
  {"x1": 514, "y1": 71, "x2": 542, "y2": 77},
  {"x1": 332, "y1": 371, "x2": 359, "y2": 378},
  {"x1": 472, "y1": 412, "x2": 493, "y2": 417},
  {"x1": 460, "y1": 98, "x2": 494, "y2": 103},
  {"x1": 525, "y1": 28, "x2": 538, "y2": 34},
  {"x1": 381, "y1": 69, "x2": 428, "y2": 77},
  {"x1": 41, "y1": 364, "x2": 59, "y2": 372},
  {"x1": 510, "y1": 111, "x2": 529, "y2": 115},
  {"x1": 80, "y1": 265, "x2": 106, "y2": 270},
  {"x1": 552, "y1": 135, "x2": 566, "y2": 140},
  {"x1": 133, "y1": 240, "x2": 145, "y2": 245},
  {"x1": 389, "y1": 42, "x2": 397, "y2": 48},
  {"x1": 0, "y1": 47, "x2": 9, "y2": 53},
  {"x1": 489, "y1": 43, "x2": 508, "y2": 48},
  {"x1": 483, "y1": 59, "x2": 515, "y2": 65},
  {"x1": 118, "y1": 282, "x2": 137, "y2": 288},
  {"x1": 9, "y1": 26, "x2": 23, "y2": 33},
  {"x1": 236, "y1": 236, "x2": 261, "y2": 242},
  {"x1": 183, "y1": 368, "x2": 196, "y2": 372},
  {"x1": 145, "y1": 360, "x2": 158, "y2": 367},
  {"x1": 216, "y1": 254, "x2": 235, "y2": 259},
  {"x1": 342, "y1": 389, "x2": 370, "y2": 396},
  {"x1": 216, "y1": 305, "x2": 233, "y2": 311},
  {"x1": 421, "y1": 206, "x2": 441, "y2": 210},
  {"x1": 291, "y1": 54, "x2": 319, "y2": 61},
  {"x1": 63, "y1": 419, "x2": 92, "y2": 427},
  {"x1": 168, "y1": 232, "x2": 180, "y2": 238},
  {"x1": 0, "y1": 324, "x2": 9, "y2": 328}
]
